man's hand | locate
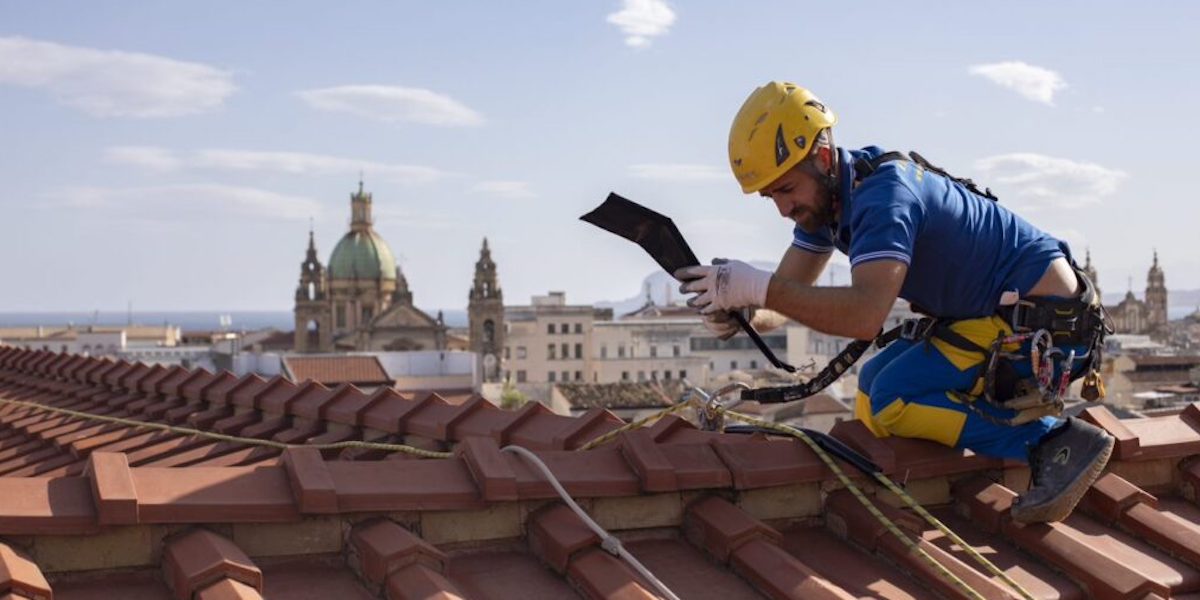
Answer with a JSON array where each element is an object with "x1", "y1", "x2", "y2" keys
[
  {"x1": 702, "y1": 309, "x2": 743, "y2": 340},
  {"x1": 674, "y1": 259, "x2": 772, "y2": 315}
]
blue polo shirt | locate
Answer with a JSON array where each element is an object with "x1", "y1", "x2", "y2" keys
[{"x1": 792, "y1": 146, "x2": 1067, "y2": 319}]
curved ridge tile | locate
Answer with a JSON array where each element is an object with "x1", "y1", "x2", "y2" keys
[
  {"x1": 163, "y1": 528, "x2": 263, "y2": 600},
  {"x1": 0, "y1": 540, "x2": 52, "y2": 599}
]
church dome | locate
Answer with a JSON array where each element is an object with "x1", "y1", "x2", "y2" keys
[{"x1": 328, "y1": 230, "x2": 397, "y2": 281}]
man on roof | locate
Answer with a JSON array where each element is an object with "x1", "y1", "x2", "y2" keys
[{"x1": 676, "y1": 82, "x2": 1114, "y2": 523}]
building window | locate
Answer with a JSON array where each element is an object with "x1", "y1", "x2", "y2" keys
[
  {"x1": 561, "y1": 343, "x2": 569, "y2": 360},
  {"x1": 679, "y1": 370, "x2": 687, "y2": 380},
  {"x1": 651, "y1": 371, "x2": 658, "y2": 380},
  {"x1": 731, "y1": 361, "x2": 738, "y2": 370},
  {"x1": 664, "y1": 370, "x2": 671, "y2": 380},
  {"x1": 618, "y1": 344, "x2": 626, "y2": 358},
  {"x1": 517, "y1": 370, "x2": 526, "y2": 383},
  {"x1": 750, "y1": 360, "x2": 758, "y2": 369},
  {"x1": 504, "y1": 347, "x2": 511, "y2": 360},
  {"x1": 574, "y1": 371, "x2": 582, "y2": 381},
  {"x1": 517, "y1": 346, "x2": 527, "y2": 359},
  {"x1": 650, "y1": 345, "x2": 657, "y2": 358},
  {"x1": 600, "y1": 345, "x2": 607, "y2": 359},
  {"x1": 574, "y1": 323, "x2": 582, "y2": 334},
  {"x1": 637, "y1": 371, "x2": 645, "y2": 381},
  {"x1": 548, "y1": 323, "x2": 555, "y2": 334},
  {"x1": 574, "y1": 343, "x2": 582, "y2": 359},
  {"x1": 561, "y1": 323, "x2": 569, "y2": 335},
  {"x1": 548, "y1": 344, "x2": 556, "y2": 360},
  {"x1": 622, "y1": 371, "x2": 629, "y2": 381},
  {"x1": 561, "y1": 371, "x2": 569, "y2": 382},
  {"x1": 672, "y1": 345, "x2": 680, "y2": 357},
  {"x1": 548, "y1": 371, "x2": 556, "y2": 382}
]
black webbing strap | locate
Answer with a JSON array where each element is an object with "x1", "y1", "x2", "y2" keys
[{"x1": 740, "y1": 323, "x2": 909, "y2": 403}]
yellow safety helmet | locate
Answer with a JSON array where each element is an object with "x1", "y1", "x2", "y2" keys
[{"x1": 728, "y1": 82, "x2": 837, "y2": 194}]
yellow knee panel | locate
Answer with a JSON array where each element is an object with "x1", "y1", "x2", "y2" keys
[
  {"x1": 873, "y1": 395, "x2": 967, "y2": 448},
  {"x1": 929, "y1": 315, "x2": 1018, "y2": 371},
  {"x1": 855, "y1": 391, "x2": 889, "y2": 437}
]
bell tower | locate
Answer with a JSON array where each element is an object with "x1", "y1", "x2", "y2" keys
[
  {"x1": 293, "y1": 227, "x2": 332, "y2": 352},
  {"x1": 468, "y1": 238, "x2": 504, "y2": 382},
  {"x1": 1145, "y1": 250, "x2": 1168, "y2": 335}
]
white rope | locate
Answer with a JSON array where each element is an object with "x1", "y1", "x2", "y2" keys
[{"x1": 501, "y1": 445, "x2": 681, "y2": 600}]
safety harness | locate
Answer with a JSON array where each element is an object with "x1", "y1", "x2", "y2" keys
[{"x1": 744, "y1": 151, "x2": 1114, "y2": 425}]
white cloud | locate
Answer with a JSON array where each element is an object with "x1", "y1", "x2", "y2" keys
[
  {"x1": 973, "y1": 153, "x2": 1127, "y2": 209},
  {"x1": 607, "y1": 0, "x2": 676, "y2": 48},
  {"x1": 49, "y1": 184, "x2": 319, "y2": 222},
  {"x1": 104, "y1": 146, "x2": 448, "y2": 184},
  {"x1": 296, "y1": 85, "x2": 483, "y2": 126},
  {"x1": 968, "y1": 61, "x2": 1066, "y2": 105},
  {"x1": 629, "y1": 163, "x2": 727, "y2": 182},
  {"x1": 103, "y1": 146, "x2": 182, "y2": 171},
  {"x1": 0, "y1": 36, "x2": 235, "y2": 117},
  {"x1": 471, "y1": 180, "x2": 536, "y2": 199}
]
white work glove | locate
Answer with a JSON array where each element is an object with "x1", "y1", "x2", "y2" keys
[
  {"x1": 674, "y1": 259, "x2": 772, "y2": 316},
  {"x1": 703, "y1": 308, "x2": 752, "y2": 340}
]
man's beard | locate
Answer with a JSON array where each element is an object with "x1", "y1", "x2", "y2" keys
[{"x1": 794, "y1": 190, "x2": 836, "y2": 234}]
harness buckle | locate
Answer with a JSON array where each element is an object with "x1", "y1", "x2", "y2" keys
[
  {"x1": 899, "y1": 318, "x2": 936, "y2": 341},
  {"x1": 1008, "y1": 300, "x2": 1037, "y2": 331}
]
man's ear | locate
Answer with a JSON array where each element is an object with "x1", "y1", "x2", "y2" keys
[{"x1": 818, "y1": 146, "x2": 834, "y2": 173}]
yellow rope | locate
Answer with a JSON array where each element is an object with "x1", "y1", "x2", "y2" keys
[
  {"x1": 574, "y1": 401, "x2": 693, "y2": 451},
  {"x1": 0, "y1": 397, "x2": 453, "y2": 459}
]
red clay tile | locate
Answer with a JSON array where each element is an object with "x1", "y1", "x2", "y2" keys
[
  {"x1": 510, "y1": 447, "x2": 641, "y2": 499},
  {"x1": 442, "y1": 396, "x2": 511, "y2": 441},
  {"x1": 656, "y1": 444, "x2": 733, "y2": 490},
  {"x1": 133, "y1": 466, "x2": 300, "y2": 523},
  {"x1": 496, "y1": 402, "x2": 559, "y2": 448},
  {"x1": 209, "y1": 410, "x2": 260, "y2": 435},
  {"x1": 448, "y1": 550, "x2": 579, "y2": 600},
  {"x1": 196, "y1": 578, "x2": 264, "y2": 600},
  {"x1": 313, "y1": 383, "x2": 371, "y2": 425},
  {"x1": 1122, "y1": 415, "x2": 1200, "y2": 460},
  {"x1": 685, "y1": 496, "x2": 781, "y2": 562},
  {"x1": 711, "y1": 437, "x2": 830, "y2": 489},
  {"x1": 179, "y1": 369, "x2": 219, "y2": 402},
  {"x1": 150, "y1": 365, "x2": 192, "y2": 396},
  {"x1": 618, "y1": 429, "x2": 678, "y2": 492},
  {"x1": 117, "y1": 363, "x2": 154, "y2": 393},
  {"x1": 645, "y1": 413, "x2": 717, "y2": 445},
  {"x1": 281, "y1": 447, "x2": 337, "y2": 514},
  {"x1": 1082, "y1": 472, "x2": 1159, "y2": 523},
  {"x1": 730, "y1": 537, "x2": 856, "y2": 600},
  {"x1": 360, "y1": 388, "x2": 426, "y2": 433},
  {"x1": 223, "y1": 375, "x2": 269, "y2": 409},
  {"x1": 102, "y1": 360, "x2": 137, "y2": 388},
  {"x1": 270, "y1": 421, "x2": 322, "y2": 444},
  {"x1": 246, "y1": 377, "x2": 298, "y2": 414},
  {"x1": 402, "y1": 393, "x2": 458, "y2": 440},
  {"x1": 84, "y1": 451, "x2": 138, "y2": 525},
  {"x1": 383, "y1": 563, "x2": 466, "y2": 600},
  {"x1": 1080, "y1": 405, "x2": 1142, "y2": 459},
  {"x1": 566, "y1": 548, "x2": 658, "y2": 600},
  {"x1": 0, "y1": 541, "x2": 52, "y2": 599},
  {"x1": 202, "y1": 372, "x2": 250, "y2": 405},
  {"x1": 0, "y1": 476, "x2": 98, "y2": 534},
  {"x1": 260, "y1": 560, "x2": 377, "y2": 600},
  {"x1": 555, "y1": 407, "x2": 625, "y2": 450},
  {"x1": 163, "y1": 528, "x2": 263, "y2": 600},
  {"x1": 527, "y1": 503, "x2": 601, "y2": 573},
  {"x1": 456, "y1": 436, "x2": 518, "y2": 501},
  {"x1": 351, "y1": 518, "x2": 447, "y2": 586},
  {"x1": 327, "y1": 460, "x2": 483, "y2": 512},
  {"x1": 828, "y1": 418, "x2": 898, "y2": 473}
]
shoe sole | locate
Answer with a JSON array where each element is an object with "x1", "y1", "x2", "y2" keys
[{"x1": 1011, "y1": 434, "x2": 1115, "y2": 524}]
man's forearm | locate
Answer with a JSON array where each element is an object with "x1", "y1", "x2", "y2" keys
[{"x1": 764, "y1": 277, "x2": 888, "y2": 340}]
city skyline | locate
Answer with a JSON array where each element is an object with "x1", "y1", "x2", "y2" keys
[{"x1": 3, "y1": 2, "x2": 1199, "y2": 312}]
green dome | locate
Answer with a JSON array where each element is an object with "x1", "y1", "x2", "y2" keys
[{"x1": 328, "y1": 230, "x2": 397, "y2": 281}]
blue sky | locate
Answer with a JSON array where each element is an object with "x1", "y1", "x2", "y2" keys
[{"x1": 2, "y1": 1, "x2": 1197, "y2": 312}]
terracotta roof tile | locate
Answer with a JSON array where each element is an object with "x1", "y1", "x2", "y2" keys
[
  {"x1": 6, "y1": 346, "x2": 1200, "y2": 597},
  {"x1": 283, "y1": 355, "x2": 391, "y2": 387}
]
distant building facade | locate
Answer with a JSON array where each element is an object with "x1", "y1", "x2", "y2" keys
[
  {"x1": 502, "y1": 292, "x2": 613, "y2": 385},
  {"x1": 1091, "y1": 251, "x2": 1169, "y2": 339},
  {"x1": 292, "y1": 183, "x2": 447, "y2": 353}
]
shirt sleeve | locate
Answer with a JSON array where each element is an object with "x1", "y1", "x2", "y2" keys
[
  {"x1": 791, "y1": 225, "x2": 835, "y2": 254},
  {"x1": 847, "y1": 176, "x2": 922, "y2": 268}
]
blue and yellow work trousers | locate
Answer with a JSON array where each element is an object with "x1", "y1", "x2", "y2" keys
[{"x1": 855, "y1": 316, "x2": 1072, "y2": 462}]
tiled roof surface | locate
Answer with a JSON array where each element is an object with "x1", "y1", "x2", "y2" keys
[
  {"x1": 284, "y1": 355, "x2": 392, "y2": 386},
  {"x1": 556, "y1": 381, "x2": 680, "y2": 409},
  {"x1": 3, "y1": 345, "x2": 1200, "y2": 598}
]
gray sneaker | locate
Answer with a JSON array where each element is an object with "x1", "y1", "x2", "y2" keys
[{"x1": 1011, "y1": 417, "x2": 1114, "y2": 524}]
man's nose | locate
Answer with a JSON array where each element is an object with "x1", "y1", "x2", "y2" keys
[{"x1": 773, "y1": 197, "x2": 790, "y2": 218}]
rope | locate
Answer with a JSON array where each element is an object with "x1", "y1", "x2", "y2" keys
[
  {"x1": 0, "y1": 397, "x2": 453, "y2": 459},
  {"x1": 574, "y1": 401, "x2": 692, "y2": 451},
  {"x1": 502, "y1": 445, "x2": 681, "y2": 600}
]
